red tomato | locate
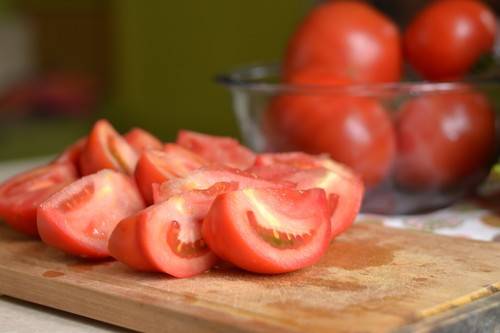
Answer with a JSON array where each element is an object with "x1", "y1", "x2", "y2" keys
[
  {"x1": 53, "y1": 137, "x2": 87, "y2": 171},
  {"x1": 109, "y1": 184, "x2": 237, "y2": 277},
  {"x1": 37, "y1": 169, "x2": 145, "y2": 258},
  {"x1": 79, "y1": 119, "x2": 138, "y2": 176},
  {"x1": 395, "y1": 92, "x2": 496, "y2": 189},
  {"x1": 284, "y1": 1, "x2": 401, "y2": 83},
  {"x1": 0, "y1": 163, "x2": 78, "y2": 236},
  {"x1": 153, "y1": 166, "x2": 292, "y2": 204},
  {"x1": 250, "y1": 152, "x2": 364, "y2": 238},
  {"x1": 134, "y1": 145, "x2": 207, "y2": 204},
  {"x1": 405, "y1": 0, "x2": 496, "y2": 81},
  {"x1": 202, "y1": 188, "x2": 331, "y2": 274},
  {"x1": 177, "y1": 130, "x2": 256, "y2": 169},
  {"x1": 124, "y1": 127, "x2": 163, "y2": 153},
  {"x1": 266, "y1": 92, "x2": 396, "y2": 187}
]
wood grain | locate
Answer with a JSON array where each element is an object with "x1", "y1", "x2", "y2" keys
[{"x1": 0, "y1": 222, "x2": 499, "y2": 333}]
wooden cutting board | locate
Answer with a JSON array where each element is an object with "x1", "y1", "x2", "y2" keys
[{"x1": 0, "y1": 221, "x2": 499, "y2": 333}]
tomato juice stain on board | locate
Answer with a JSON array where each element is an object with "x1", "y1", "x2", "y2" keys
[{"x1": 42, "y1": 270, "x2": 65, "y2": 278}]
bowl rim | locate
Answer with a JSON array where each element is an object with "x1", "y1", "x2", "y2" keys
[{"x1": 216, "y1": 63, "x2": 500, "y2": 96}]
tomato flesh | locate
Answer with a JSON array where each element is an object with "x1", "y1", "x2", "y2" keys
[
  {"x1": 37, "y1": 169, "x2": 145, "y2": 258},
  {"x1": 124, "y1": 127, "x2": 163, "y2": 153},
  {"x1": 0, "y1": 163, "x2": 78, "y2": 236},
  {"x1": 154, "y1": 166, "x2": 292, "y2": 204},
  {"x1": 79, "y1": 119, "x2": 138, "y2": 176},
  {"x1": 250, "y1": 153, "x2": 363, "y2": 238},
  {"x1": 110, "y1": 188, "x2": 229, "y2": 277},
  {"x1": 53, "y1": 137, "x2": 87, "y2": 173},
  {"x1": 202, "y1": 188, "x2": 331, "y2": 274},
  {"x1": 135, "y1": 145, "x2": 207, "y2": 204},
  {"x1": 177, "y1": 130, "x2": 256, "y2": 169}
]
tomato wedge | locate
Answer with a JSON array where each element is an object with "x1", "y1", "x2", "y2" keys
[
  {"x1": 250, "y1": 153, "x2": 364, "y2": 238},
  {"x1": 37, "y1": 169, "x2": 145, "y2": 258},
  {"x1": 202, "y1": 188, "x2": 331, "y2": 274},
  {"x1": 124, "y1": 127, "x2": 163, "y2": 153},
  {"x1": 176, "y1": 130, "x2": 256, "y2": 169},
  {"x1": 0, "y1": 163, "x2": 78, "y2": 236},
  {"x1": 110, "y1": 186, "x2": 236, "y2": 277},
  {"x1": 153, "y1": 166, "x2": 292, "y2": 204},
  {"x1": 135, "y1": 145, "x2": 207, "y2": 204},
  {"x1": 53, "y1": 137, "x2": 87, "y2": 171},
  {"x1": 79, "y1": 119, "x2": 138, "y2": 176}
]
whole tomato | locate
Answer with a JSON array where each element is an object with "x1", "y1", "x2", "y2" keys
[
  {"x1": 265, "y1": 73, "x2": 396, "y2": 187},
  {"x1": 284, "y1": 1, "x2": 402, "y2": 84},
  {"x1": 395, "y1": 91, "x2": 496, "y2": 189},
  {"x1": 404, "y1": 0, "x2": 496, "y2": 81}
]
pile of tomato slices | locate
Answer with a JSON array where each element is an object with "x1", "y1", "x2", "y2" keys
[{"x1": 0, "y1": 119, "x2": 364, "y2": 277}]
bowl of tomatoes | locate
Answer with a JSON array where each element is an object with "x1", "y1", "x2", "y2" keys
[{"x1": 218, "y1": 0, "x2": 500, "y2": 215}]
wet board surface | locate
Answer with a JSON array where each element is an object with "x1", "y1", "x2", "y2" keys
[{"x1": 0, "y1": 222, "x2": 499, "y2": 333}]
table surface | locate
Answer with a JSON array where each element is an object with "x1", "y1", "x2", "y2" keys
[{"x1": 0, "y1": 157, "x2": 499, "y2": 332}]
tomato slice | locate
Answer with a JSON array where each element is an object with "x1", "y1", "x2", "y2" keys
[
  {"x1": 37, "y1": 169, "x2": 145, "y2": 258},
  {"x1": 176, "y1": 130, "x2": 256, "y2": 169},
  {"x1": 135, "y1": 145, "x2": 207, "y2": 204},
  {"x1": 202, "y1": 188, "x2": 331, "y2": 274},
  {"x1": 110, "y1": 186, "x2": 232, "y2": 277},
  {"x1": 124, "y1": 127, "x2": 163, "y2": 153},
  {"x1": 53, "y1": 137, "x2": 87, "y2": 171},
  {"x1": 0, "y1": 163, "x2": 78, "y2": 236},
  {"x1": 79, "y1": 119, "x2": 138, "y2": 176},
  {"x1": 153, "y1": 166, "x2": 292, "y2": 204},
  {"x1": 250, "y1": 152, "x2": 364, "y2": 238}
]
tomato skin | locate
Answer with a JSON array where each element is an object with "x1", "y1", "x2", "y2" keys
[
  {"x1": 134, "y1": 146, "x2": 207, "y2": 204},
  {"x1": 250, "y1": 152, "x2": 364, "y2": 238},
  {"x1": 266, "y1": 93, "x2": 396, "y2": 187},
  {"x1": 53, "y1": 137, "x2": 87, "y2": 173},
  {"x1": 202, "y1": 188, "x2": 331, "y2": 274},
  {"x1": 395, "y1": 92, "x2": 496, "y2": 189},
  {"x1": 405, "y1": 0, "x2": 496, "y2": 81},
  {"x1": 124, "y1": 127, "x2": 163, "y2": 153},
  {"x1": 37, "y1": 169, "x2": 145, "y2": 258},
  {"x1": 177, "y1": 130, "x2": 256, "y2": 169},
  {"x1": 284, "y1": 1, "x2": 401, "y2": 83},
  {"x1": 79, "y1": 119, "x2": 138, "y2": 176},
  {"x1": 0, "y1": 163, "x2": 78, "y2": 236}
]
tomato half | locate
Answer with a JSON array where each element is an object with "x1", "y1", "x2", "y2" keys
[
  {"x1": 153, "y1": 166, "x2": 292, "y2": 204},
  {"x1": 405, "y1": 0, "x2": 496, "y2": 81},
  {"x1": 109, "y1": 186, "x2": 236, "y2": 277},
  {"x1": 284, "y1": 1, "x2": 401, "y2": 83},
  {"x1": 135, "y1": 145, "x2": 207, "y2": 204},
  {"x1": 79, "y1": 119, "x2": 138, "y2": 176},
  {"x1": 176, "y1": 130, "x2": 256, "y2": 169},
  {"x1": 124, "y1": 127, "x2": 163, "y2": 153},
  {"x1": 266, "y1": 92, "x2": 395, "y2": 187},
  {"x1": 395, "y1": 92, "x2": 496, "y2": 189},
  {"x1": 250, "y1": 152, "x2": 364, "y2": 238},
  {"x1": 0, "y1": 163, "x2": 78, "y2": 236},
  {"x1": 53, "y1": 137, "x2": 87, "y2": 172},
  {"x1": 37, "y1": 169, "x2": 145, "y2": 258},
  {"x1": 202, "y1": 188, "x2": 331, "y2": 274}
]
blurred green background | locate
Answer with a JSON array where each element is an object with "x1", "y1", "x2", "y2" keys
[{"x1": 0, "y1": 0, "x2": 312, "y2": 160}]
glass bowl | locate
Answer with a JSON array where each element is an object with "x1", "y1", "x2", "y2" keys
[{"x1": 217, "y1": 63, "x2": 500, "y2": 215}]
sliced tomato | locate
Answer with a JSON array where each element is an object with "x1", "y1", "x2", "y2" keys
[
  {"x1": 153, "y1": 166, "x2": 292, "y2": 204},
  {"x1": 250, "y1": 152, "x2": 364, "y2": 238},
  {"x1": 53, "y1": 137, "x2": 87, "y2": 172},
  {"x1": 37, "y1": 169, "x2": 145, "y2": 258},
  {"x1": 135, "y1": 145, "x2": 207, "y2": 204},
  {"x1": 124, "y1": 127, "x2": 163, "y2": 153},
  {"x1": 79, "y1": 119, "x2": 138, "y2": 176},
  {"x1": 202, "y1": 188, "x2": 331, "y2": 274},
  {"x1": 110, "y1": 186, "x2": 234, "y2": 277},
  {"x1": 0, "y1": 163, "x2": 78, "y2": 236},
  {"x1": 176, "y1": 130, "x2": 256, "y2": 169}
]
